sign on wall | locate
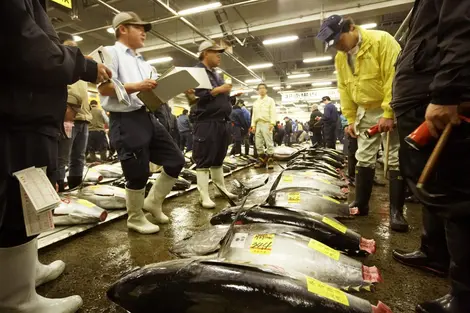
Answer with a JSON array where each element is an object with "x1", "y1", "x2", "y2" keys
[{"x1": 280, "y1": 88, "x2": 339, "y2": 103}]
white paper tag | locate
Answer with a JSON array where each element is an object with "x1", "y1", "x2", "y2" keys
[
  {"x1": 230, "y1": 232, "x2": 248, "y2": 249},
  {"x1": 20, "y1": 185, "x2": 54, "y2": 236},
  {"x1": 13, "y1": 167, "x2": 61, "y2": 214}
]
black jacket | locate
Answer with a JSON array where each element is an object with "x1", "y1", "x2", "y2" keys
[
  {"x1": 391, "y1": 0, "x2": 470, "y2": 116},
  {"x1": 285, "y1": 119, "x2": 293, "y2": 134},
  {"x1": 0, "y1": 0, "x2": 98, "y2": 136},
  {"x1": 230, "y1": 106, "x2": 249, "y2": 135},
  {"x1": 309, "y1": 110, "x2": 323, "y2": 134}
]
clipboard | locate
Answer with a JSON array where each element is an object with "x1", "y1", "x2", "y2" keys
[{"x1": 137, "y1": 70, "x2": 199, "y2": 113}]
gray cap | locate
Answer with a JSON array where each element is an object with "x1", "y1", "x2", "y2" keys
[
  {"x1": 198, "y1": 40, "x2": 225, "y2": 53},
  {"x1": 112, "y1": 12, "x2": 152, "y2": 32}
]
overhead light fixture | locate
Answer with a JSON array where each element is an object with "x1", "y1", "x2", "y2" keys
[
  {"x1": 263, "y1": 35, "x2": 299, "y2": 45},
  {"x1": 303, "y1": 56, "x2": 333, "y2": 63},
  {"x1": 107, "y1": 27, "x2": 115, "y2": 34},
  {"x1": 286, "y1": 85, "x2": 292, "y2": 89},
  {"x1": 289, "y1": 81, "x2": 311, "y2": 86},
  {"x1": 245, "y1": 78, "x2": 263, "y2": 84},
  {"x1": 288, "y1": 73, "x2": 311, "y2": 79},
  {"x1": 248, "y1": 63, "x2": 273, "y2": 70},
  {"x1": 360, "y1": 23, "x2": 377, "y2": 29},
  {"x1": 273, "y1": 87, "x2": 282, "y2": 90},
  {"x1": 73, "y1": 35, "x2": 83, "y2": 42},
  {"x1": 311, "y1": 81, "x2": 333, "y2": 87},
  {"x1": 178, "y1": 2, "x2": 222, "y2": 16},
  {"x1": 147, "y1": 56, "x2": 173, "y2": 64}
]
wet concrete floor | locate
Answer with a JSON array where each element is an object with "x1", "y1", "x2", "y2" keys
[{"x1": 38, "y1": 164, "x2": 449, "y2": 313}]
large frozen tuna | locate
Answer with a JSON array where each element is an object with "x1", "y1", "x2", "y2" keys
[
  {"x1": 220, "y1": 229, "x2": 381, "y2": 291},
  {"x1": 210, "y1": 206, "x2": 375, "y2": 255},
  {"x1": 287, "y1": 160, "x2": 341, "y2": 179},
  {"x1": 81, "y1": 166, "x2": 104, "y2": 183},
  {"x1": 272, "y1": 170, "x2": 349, "y2": 199},
  {"x1": 267, "y1": 187, "x2": 357, "y2": 217},
  {"x1": 91, "y1": 163, "x2": 123, "y2": 178},
  {"x1": 274, "y1": 146, "x2": 301, "y2": 160},
  {"x1": 76, "y1": 185, "x2": 126, "y2": 209},
  {"x1": 107, "y1": 259, "x2": 393, "y2": 313},
  {"x1": 54, "y1": 197, "x2": 108, "y2": 225}
]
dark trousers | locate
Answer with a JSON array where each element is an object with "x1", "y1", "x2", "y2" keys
[
  {"x1": 87, "y1": 130, "x2": 108, "y2": 160},
  {"x1": 310, "y1": 131, "x2": 322, "y2": 147},
  {"x1": 284, "y1": 132, "x2": 292, "y2": 146},
  {"x1": 109, "y1": 108, "x2": 184, "y2": 190},
  {"x1": 324, "y1": 122, "x2": 337, "y2": 149},
  {"x1": 193, "y1": 120, "x2": 230, "y2": 169},
  {"x1": 230, "y1": 126, "x2": 243, "y2": 155},
  {"x1": 0, "y1": 131, "x2": 58, "y2": 248},
  {"x1": 243, "y1": 134, "x2": 250, "y2": 155},
  {"x1": 347, "y1": 135, "x2": 358, "y2": 178},
  {"x1": 179, "y1": 131, "x2": 193, "y2": 152},
  {"x1": 397, "y1": 104, "x2": 470, "y2": 297}
]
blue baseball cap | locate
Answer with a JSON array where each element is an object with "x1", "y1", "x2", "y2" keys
[{"x1": 316, "y1": 15, "x2": 345, "y2": 51}]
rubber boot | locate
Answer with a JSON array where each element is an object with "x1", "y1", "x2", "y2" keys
[
  {"x1": 35, "y1": 258, "x2": 65, "y2": 287},
  {"x1": 388, "y1": 170, "x2": 409, "y2": 232},
  {"x1": 254, "y1": 154, "x2": 267, "y2": 169},
  {"x1": 267, "y1": 155, "x2": 274, "y2": 170},
  {"x1": 0, "y1": 239, "x2": 83, "y2": 313},
  {"x1": 349, "y1": 167, "x2": 374, "y2": 216},
  {"x1": 57, "y1": 180, "x2": 65, "y2": 193},
  {"x1": 66, "y1": 176, "x2": 82, "y2": 190},
  {"x1": 126, "y1": 188, "x2": 160, "y2": 234},
  {"x1": 99, "y1": 151, "x2": 107, "y2": 162},
  {"x1": 210, "y1": 167, "x2": 237, "y2": 200},
  {"x1": 196, "y1": 169, "x2": 216, "y2": 209},
  {"x1": 143, "y1": 170, "x2": 176, "y2": 224}
]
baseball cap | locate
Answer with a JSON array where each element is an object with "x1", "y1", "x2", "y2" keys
[
  {"x1": 112, "y1": 12, "x2": 152, "y2": 32},
  {"x1": 316, "y1": 15, "x2": 345, "y2": 51},
  {"x1": 198, "y1": 41, "x2": 225, "y2": 53}
]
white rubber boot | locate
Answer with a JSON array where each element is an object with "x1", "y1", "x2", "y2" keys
[
  {"x1": 0, "y1": 239, "x2": 83, "y2": 313},
  {"x1": 143, "y1": 171, "x2": 176, "y2": 224},
  {"x1": 35, "y1": 259, "x2": 65, "y2": 288},
  {"x1": 210, "y1": 167, "x2": 238, "y2": 200},
  {"x1": 126, "y1": 188, "x2": 160, "y2": 234},
  {"x1": 196, "y1": 169, "x2": 216, "y2": 209}
]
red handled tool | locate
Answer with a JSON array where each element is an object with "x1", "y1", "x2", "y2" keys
[{"x1": 364, "y1": 124, "x2": 380, "y2": 138}]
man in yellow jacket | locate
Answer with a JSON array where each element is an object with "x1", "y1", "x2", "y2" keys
[{"x1": 317, "y1": 15, "x2": 408, "y2": 232}]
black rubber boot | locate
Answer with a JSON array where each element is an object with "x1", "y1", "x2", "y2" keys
[
  {"x1": 67, "y1": 176, "x2": 83, "y2": 190},
  {"x1": 349, "y1": 167, "x2": 374, "y2": 216},
  {"x1": 254, "y1": 154, "x2": 267, "y2": 169},
  {"x1": 416, "y1": 294, "x2": 470, "y2": 313},
  {"x1": 389, "y1": 170, "x2": 409, "y2": 232},
  {"x1": 267, "y1": 155, "x2": 274, "y2": 170},
  {"x1": 57, "y1": 180, "x2": 65, "y2": 193},
  {"x1": 100, "y1": 151, "x2": 108, "y2": 162}
]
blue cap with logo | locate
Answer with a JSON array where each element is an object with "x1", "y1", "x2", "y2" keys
[{"x1": 316, "y1": 15, "x2": 345, "y2": 51}]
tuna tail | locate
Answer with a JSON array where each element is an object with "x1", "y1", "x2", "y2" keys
[
  {"x1": 362, "y1": 265, "x2": 383, "y2": 283},
  {"x1": 372, "y1": 301, "x2": 393, "y2": 313},
  {"x1": 341, "y1": 284, "x2": 375, "y2": 293},
  {"x1": 360, "y1": 237, "x2": 377, "y2": 254}
]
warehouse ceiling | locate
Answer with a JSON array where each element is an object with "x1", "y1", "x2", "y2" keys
[{"x1": 49, "y1": 0, "x2": 413, "y2": 117}]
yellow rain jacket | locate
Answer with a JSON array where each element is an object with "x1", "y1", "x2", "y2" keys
[{"x1": 335, "y1": 27, "x2": 401, "y2": 125}]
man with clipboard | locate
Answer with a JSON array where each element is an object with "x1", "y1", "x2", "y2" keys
[{"x1": 98, "y1": 12, "x2": 184, "y2": 235}]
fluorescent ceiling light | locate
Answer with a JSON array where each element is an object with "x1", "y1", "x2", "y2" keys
[
  {"x1": 73, "y1": 35, "x2": 83, "y2": 42},
  {"x1": 303, "y1": 56, "x2": 332, "y2": 63},
  {"x1": 290, "y1": 81, "x2": 312, "y2": 86},
  {"x1": 107, "y1": 27, "x2": 115, "y2": 34},
  {"x1": 360, "y1": 23, "x2": 377, "y2": 29},
  {"x1": 273, "y1": 87, "x2": 282, "y2": 90},
  {"x1": 147, "y1": 56, "x2": 173, "y2": 64},
  {"x1": 248, "y1": 63, "x2": 273, "y2": 70},
  {"x1": 178, "y1": 2, "x2": 222, "y2": 16},
  {"x1": 288, "y1": 73, "x2": 311, "y2": 79},
  {"x1": 263, "y1": 35, "x2": 299, "y2": 45},
  {"x1": 312, "y1": 81, "x2": 333, "y2": 87},
  {"x1": 245, "y1": 78, "x2": 263, "y2": 84}
]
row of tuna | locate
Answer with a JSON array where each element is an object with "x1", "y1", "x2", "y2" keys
[{"x1": 107, "y1": 147, "x2": 394, "y2": 313}]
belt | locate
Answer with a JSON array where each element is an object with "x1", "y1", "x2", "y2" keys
[{"x1": 74, "y1": 120, "x2": 90, "y2": 124}]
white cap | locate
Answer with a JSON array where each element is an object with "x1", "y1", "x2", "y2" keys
[{"x1": 198, "y1": 40, "x2": 225, "y2": 53}]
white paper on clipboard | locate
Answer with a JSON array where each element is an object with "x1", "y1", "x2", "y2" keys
[
  {"x1": 165, "y1": 67, "x2": 212, "y2": 89},
  {"x1": 89, "y1": 46, "x2": 112, "y2": 65}
]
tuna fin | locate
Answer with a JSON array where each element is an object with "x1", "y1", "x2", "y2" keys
[{"x1": 372, "y1": 301, "x2": 393, "y2": 313}]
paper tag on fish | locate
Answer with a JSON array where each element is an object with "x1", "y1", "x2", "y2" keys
[
  {"x1": 322, "y1": 217, "x2": 348, "y2": 234},
  {"x1": 308, "y1": 239, "x2": 340, "y2": 261},
  {"x1": 250, "y1": 234, "x2": 274, "y2": 255},
  {"x1": 306, "y1": 276, "x2": 349, "y2": 306},
  {"x1": 77, "y1": 199, "x2": 95, "y2": 208},
  {"x1": 230, "y1": 233, "x2": 248, "y2": 249},
  {"x1": 287, "y1": 192, "x2": 301, "y2": 203},
  {"x1": 322, "y1": 195, "x2": 340, "y2": 204},
  {"x1": 282, "y1": 175, "x2": 293, "y2": 183}
]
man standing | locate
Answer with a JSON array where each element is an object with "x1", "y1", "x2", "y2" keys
[
  {"x1": 317, "y1": 15, "x2": 408, "y2": 232},
  {"x1": 239, "y1": 100, "x2": 252, "y2": 155},
  {"x1": 230, "y1": 100, "x2": 250, "y2": 155},
  {"x1": 321, "y1": 96, "x2": 339, "y2": 149},
  {"x1": 251, "y1": 83, "x2": 277, "y2": 169},
  {"x1": 309, "y1": 104, "x2": 323, "y2": 147},
  {"x1": 177, "y1": 109, "x2": 192, "y2": 152},
  {"x1": 0, "y1": 0, "x2": 111, "y2": 311},
  {"x1": 391, "y1": 1, "x2": 470, "y2": 311},
  {"x1": 99, "y1": 12, "x2": 185, "y2": 234},
  {"x1": 283, "y1": 116, "x2": 293, "y2": 146},
  {"x1": 87, "y1": 100, "x2": 109, "y2": 162}
]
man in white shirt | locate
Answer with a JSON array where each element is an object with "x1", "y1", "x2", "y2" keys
[
  {"x1": 251, "y1": 83, "x2": 276, "y2": 169},
  {"x1": 99, "y1": 12, "x2": 184, "y2": 235}
]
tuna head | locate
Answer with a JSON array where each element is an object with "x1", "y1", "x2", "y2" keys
[{"x1": 210, "y1": 206, "x2": 245, "y2": 225}]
